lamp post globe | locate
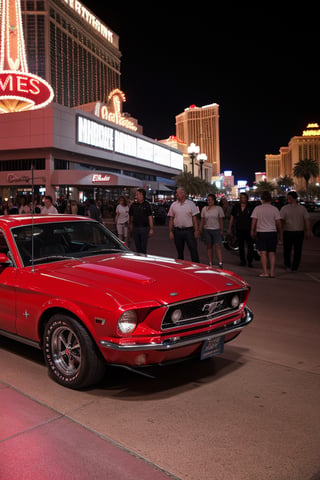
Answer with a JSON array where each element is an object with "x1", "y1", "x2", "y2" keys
[
  {"x1": 187, "y1": 143, "x2": 200, "y2": 176},
  {"x1": 197, "y1": 153, "x2": 207, "y2": 180}
]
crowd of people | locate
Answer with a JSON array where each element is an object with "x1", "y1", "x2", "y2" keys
[
  {"x1": 162, "y1": 188, "x2": 311, "y2": 277},
  {"x1": 0, "y1": 195, "x2": 58, "y2": 215},
  {"x1": 0, "y1": 195, "x2": 108, "y2": 218},
  {"x1": 1, "y1": 189, "x2": 312, "y2": 276}
]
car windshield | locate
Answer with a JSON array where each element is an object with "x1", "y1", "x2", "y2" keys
[{"x1": 12, "y1": 220, "x2": 129, "y2": 266}]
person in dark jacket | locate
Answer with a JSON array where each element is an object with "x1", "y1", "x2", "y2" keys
[
  {"x1": 87, "y1": 199, "x2": 102, "y2": 222},
  {"x1": 129, "y1": 188, "x2": 154, "y2": 254},
  {"x1": 228, "y1": 193, "x2": 254, "y2": 266}
]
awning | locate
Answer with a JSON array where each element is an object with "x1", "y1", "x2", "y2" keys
[{"x1": 51, "y1": 170, "x2": 144, "y2": 187}]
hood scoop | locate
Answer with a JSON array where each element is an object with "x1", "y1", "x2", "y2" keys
[{"x1": 76, "y1": 263, "x2": 154, "y2": 285}]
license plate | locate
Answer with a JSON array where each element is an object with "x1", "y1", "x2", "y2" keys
[{"x1": 201, "y1": 336, "x2": 224, "y2": 360}]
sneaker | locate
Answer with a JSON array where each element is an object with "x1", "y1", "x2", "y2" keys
[
  {"x1": 208, "y1": 262, "x2": 213, "y2": 267},
  {"x1": 218, "y1": 262, "x2": 223, "y2": 269}
]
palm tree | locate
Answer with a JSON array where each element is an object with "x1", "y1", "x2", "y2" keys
[
  {"x1": 277, "y1": 175, "x2": 294, "y2": 193},
  {"x1": 254, "y1": 180, "x2": 276, "y2": 196},
  {"x1": 173, "y1": 172, "x2": 217, "y2": 197},
  {"x1": 293, "y1": 159, "x2": 319, "y2": 196}
]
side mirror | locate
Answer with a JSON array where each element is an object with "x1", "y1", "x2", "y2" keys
[{"x1": 0, "y1": 253, "x2": 11, "y2": 264}]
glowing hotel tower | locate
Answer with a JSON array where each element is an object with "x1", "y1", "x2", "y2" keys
[
  {"x1": 0, "y1": 0, "x2": 54, "y2": 113},
  {"x1": 176, "y1": 103, "x2": 221, "y2": 177}
]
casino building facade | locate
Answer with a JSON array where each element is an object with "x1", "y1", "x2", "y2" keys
[
  {"x1": 21, "y1": 0, "x2": 121, "y2": 108},
  {"x1": 0, "y1": 0, "x2": 182, "y2": 203},
  {"x1": 265, "y1": 123, "x2": 320, "y2": 188},
  {"x1": 0, "y1": 103, "x2": 182, "y2": 203}
]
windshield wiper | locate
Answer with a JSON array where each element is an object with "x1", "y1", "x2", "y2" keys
[
  {"x1": 31, "y1": 255, "x2": 75, "y2": 263},
  {"x1": 90, "y1": 248, "x2": 126, "y2": 253}
]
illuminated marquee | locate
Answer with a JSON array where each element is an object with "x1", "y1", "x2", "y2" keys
[
  {"x1": 0, "y1": 0, "x2": 54, "y2": 113},
  {"x1": 302, "y1": 123, "x2": 320, "y2": 137},
  {"x1": 77, "y1": 115, "x2": 184, "y2": 171},
  {"x1": 94, "y1": 89, "x2": 138, "y2": 132},
  {"x1": 78, "y1": 116, "x2": 114, "y2": 150},
  {"x1": 62, "y1": 0, "x2": 114, "y2": 45}
]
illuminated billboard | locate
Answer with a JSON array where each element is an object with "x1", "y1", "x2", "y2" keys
[
  {"x1": 0, "y1": 0, "x2": 54, "y2": 113},
  {"x1": 77, "y1": 115, "x2": 183, "y2": 171}
]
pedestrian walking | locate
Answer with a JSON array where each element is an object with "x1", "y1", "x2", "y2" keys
[
  {"x1": 65, "y1": 200, "x2": 79, "y2": 215},
  {"x1": 129, "y1": 188, "x2": 154, "y2": 254},
  {"x1": 228, "y1": 192, "x2": 254, "y2": 267},
  {"x1": 115, "y1": 196, "x2": 129, "y2": 243},
  {"x1": 87, "y1": 198, "x2": 102, "y2": 222},
  {"x1": 18, "y1": 197, "x2": 31, "y2": 214},
  {"x1": 280, "y1": 191, "x2": 311, "y2": 272},
  {"x1": 168, "y1": 187, "x2": 200, "y2": 262},
  {"x1": 220, "y1": 196, "x2": 232, "y2": 236},
  {"x1": 41, "y1": 195, "x2": 58, "y2": 214},
  {"x1": 250, "y1": 191, "x2": 282, "y2": 278},
  {"x1": 199, "y1": 193, "x2": 224, "y2": 267}
]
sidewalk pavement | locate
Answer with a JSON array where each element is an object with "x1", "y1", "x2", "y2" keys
[{"x1": 0, "y1": 381, "x2": 179, "y2": 480}]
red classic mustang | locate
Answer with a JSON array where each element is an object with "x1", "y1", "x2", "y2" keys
[{"x1": 0, "y1": 215, "x2": 253, "y2": 389}]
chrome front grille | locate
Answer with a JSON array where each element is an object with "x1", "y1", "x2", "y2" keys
[{"x1": 162, "y1": 289, "x2": 248, "y2": 330}]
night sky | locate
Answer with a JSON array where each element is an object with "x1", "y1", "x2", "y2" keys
[{"x1": 84, "y1": 2, "x2": 320, "y2": 183}]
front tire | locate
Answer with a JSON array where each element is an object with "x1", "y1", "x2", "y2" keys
[{"x1": 43, "y1": 314, "x2": 106, "y2": 389}]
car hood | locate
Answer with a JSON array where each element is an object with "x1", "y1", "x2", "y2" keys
[{"x1": 37, "y1": 253, "x2": 248, "y2": 306}]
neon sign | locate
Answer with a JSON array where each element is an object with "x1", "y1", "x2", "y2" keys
[
  {"x1": 302, "y1": 123, "x2": 320, "y2": 137},
  {"x1": 92, "y1": 174, "x2": 111, "y2": 183},
  {"x1": 94, "y1": 89, "x2": 138, "y2": 132},
  {"x1": 0, "y1": 71, "x2": 54, "y2": 112},
  {"x1": 0, "y1": 0, "x2": 54, "y2": 113},
  {"x1": 62, "y1": 0, "x2": 115, "y2": 46}
]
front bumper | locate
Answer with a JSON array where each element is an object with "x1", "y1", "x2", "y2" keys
[{"x1": 100, "y1": 306, "x2": 253, "y2": 352}]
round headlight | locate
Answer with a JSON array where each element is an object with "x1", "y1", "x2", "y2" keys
[
  {"x1": 231, "y1": 295, "x2": 240, "y2": 308},
  {"x1": 118, "y1": 310, "x2": 138, "y2": 334},
  {"x1": 171, "y1": 308, "x2": 182, "y2": 324}
]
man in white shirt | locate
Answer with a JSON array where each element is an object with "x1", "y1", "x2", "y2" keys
[
  {"x1": 251, "y1": 191, "x2": 282, "y2": 278},
  {"x1": 168, "y1": 187, "x2": 200, "y2": 262},
  {"x1": 41, "y1": 195, "x2": 58, "y2": 214}
]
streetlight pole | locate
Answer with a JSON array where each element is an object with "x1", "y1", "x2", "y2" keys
[
  {"x1": 197, "y1": 153, "x2": 207, "y2": 180},
  {"x1": 187, "y1": 143, "x2": 200, "y2": 176}
]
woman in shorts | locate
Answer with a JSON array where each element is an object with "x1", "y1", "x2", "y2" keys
[{"x1": 199, "y1": 194, "x2": 225, "y2": 268}]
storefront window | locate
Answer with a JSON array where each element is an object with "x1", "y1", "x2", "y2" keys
[{"x1": 0, "y1": 159, "x2": 45, "y2": 171}]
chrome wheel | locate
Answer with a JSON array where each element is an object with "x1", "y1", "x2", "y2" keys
[
  {"x1": 43, "y1": 314, "x2": 106, "y2": 389},
  {"x1": 51, "y1": 325, "x2": 81, "y2": 377}
]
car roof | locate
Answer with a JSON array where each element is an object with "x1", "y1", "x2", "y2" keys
[{"x1": 0, "y1": 215, "x2": 94, "y2": 228}]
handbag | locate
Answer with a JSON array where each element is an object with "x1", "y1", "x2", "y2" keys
[{"x1": 253, "y1": 244, "x2": 260, "y2": 260}]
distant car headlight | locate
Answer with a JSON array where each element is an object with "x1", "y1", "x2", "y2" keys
[
  {"x1": 117, "y1": 310, "x2": 138, "y2": 334},
  {"x1": 231, "y1": 295, "x2": 240, "y2": 308}
]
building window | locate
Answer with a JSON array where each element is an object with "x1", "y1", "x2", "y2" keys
[
  {"x1": 54, "y1": 159, "x2": 69, "y2": 170},
  {"x1": 23, "y1": 2, "x2": 121, "y2": 108},
  {"x1": 0, "y1": 159, "x2": 45, "y2": 171}
]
